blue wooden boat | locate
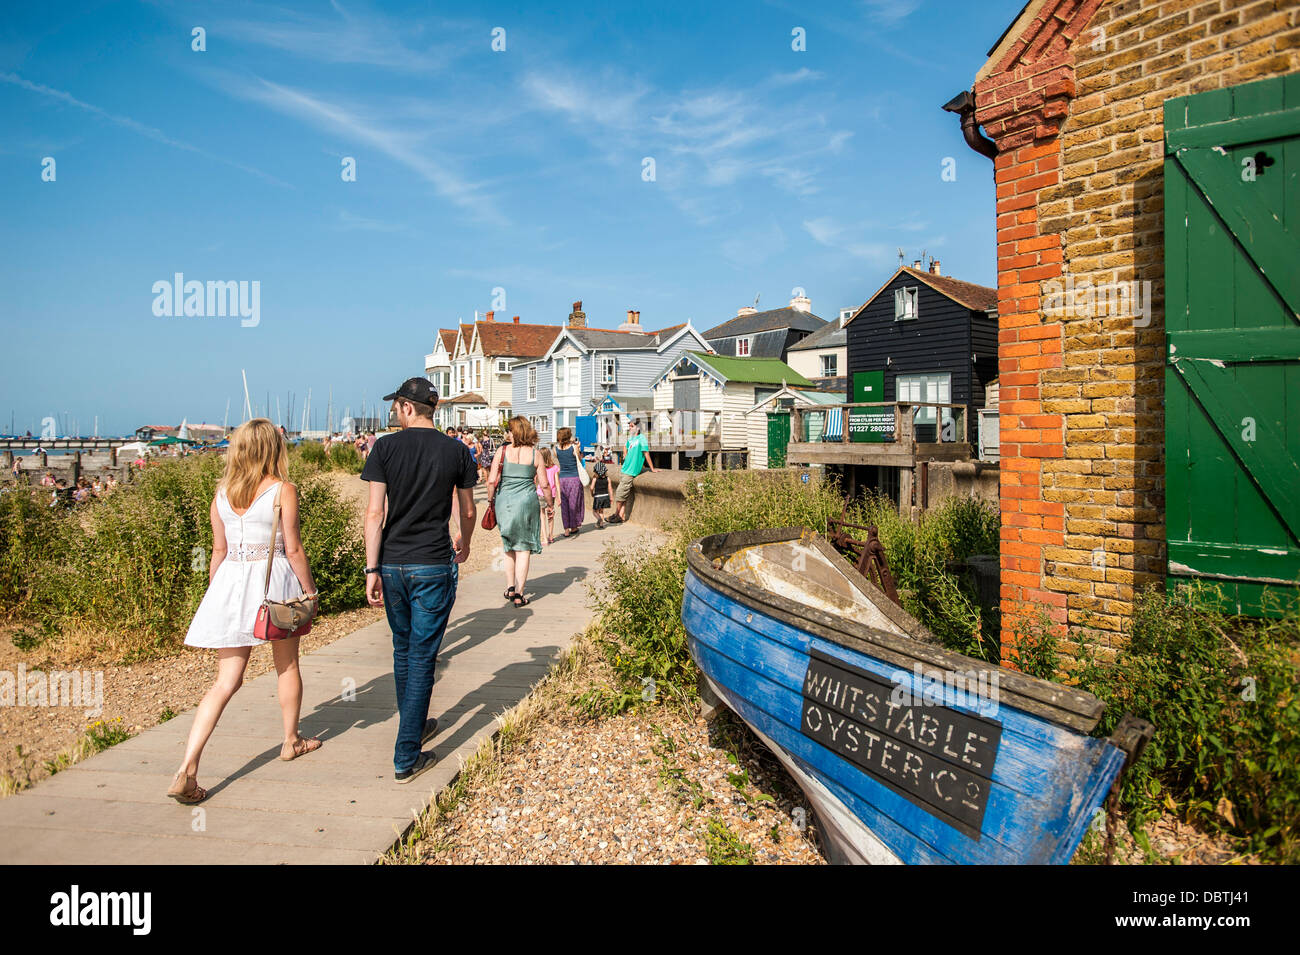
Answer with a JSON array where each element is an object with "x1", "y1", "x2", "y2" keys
[{"x1": 682, "y1": 528, "x2": 1152, "y2": 865}]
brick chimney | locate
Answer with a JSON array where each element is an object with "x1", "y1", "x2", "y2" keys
[
  {"x1": 485, "y1": 310, "x2": 495, "y2": 322},
  {"x1": 512, "y1": 315, "x2": 520, "y2": 324},
  {"x1": 912, "y1": 259, "x2": 922, "y2": 270},
  {"x1": 789, "y1": 295, "x2": 811, "y2": 312},
  {"x1": 617, "y1": 308, "x2": 641, "y2": 333},
  {"x1": 568, "y1": 300, "x2": 586, "y2": 329},
  {"x1": 929, "y1": 259, "x2": 941, "y2": 276}
]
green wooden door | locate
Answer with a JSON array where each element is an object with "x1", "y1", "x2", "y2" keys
[
  {"x1": 1164, "y1": 72, "x2": 1300, "y2": 615},
  {"x1": 767, "y1": 413, "x2": 790, "y2": 469}
]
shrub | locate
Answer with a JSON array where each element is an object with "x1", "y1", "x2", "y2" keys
[
  {"x1": 1067, "y1": 585, "x2": 1300, "y2": 863},
  {"x1": 295, "y1": 441, "x2": 328, "y2": 470},
  {"x1": 1, "y1": 455, "x2": 366, "y2": 658},
  {"x1": 328, "y1": 442, "x2": 363, "y2": 474}
]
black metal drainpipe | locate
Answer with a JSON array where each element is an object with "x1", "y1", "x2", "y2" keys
[{"x1": 942, "y1": 89, "x2": 998, "y2": 160}]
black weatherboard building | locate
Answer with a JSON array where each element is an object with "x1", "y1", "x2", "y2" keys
[
  {"x1": 844, "y1": 261, "x2": 997, "y2": 443},
  {"x1": 703, "y1": 294, "x2": 828, "y2": 361}
]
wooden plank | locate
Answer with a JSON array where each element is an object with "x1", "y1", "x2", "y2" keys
[
  {"x1": 1164, "y1": 105, "x2": 1300, "y2": 150},
  {"x1": 1174, "y1": 358, "x2": 1300, "y2": 541},
  {"x1": 1168, "y1": 328, "x2": 1300, "y2": 361},
  {"x1": 1172, "y1": 146, "x2": 1300, "y2": 316}
]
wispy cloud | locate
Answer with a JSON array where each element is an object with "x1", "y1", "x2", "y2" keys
[
  {"x1": 220, "y1": 74, "x2": 499, "y2": 221},
  {"x1": 804, "y1": 215, "x2": 947, "y2": 269},
  {"x1": 334, "y1": 209, "x2": 414, "y2": 234},
  {"x1": 860, "y1": 0, "x2": 924, "y2": 27},
  {"x1": 521, "y1": 69, "x2": 853, "y2": 223},
  {"x1": 0, "y1": 71, "x2": 289, "y2": 187},
  {"x1": 765, "y1": 67, "x2": 824, "y2": 87},
  {"x1": 803, "y1": 217, "x2": 894, "y2": 267},
  {"x1": 209, "y1": 1, "x2": 462, "y2": 73}
]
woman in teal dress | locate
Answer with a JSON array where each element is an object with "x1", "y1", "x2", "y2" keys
[{"x1": 488, "y1": 416, "x2": 554, "y2": 607}]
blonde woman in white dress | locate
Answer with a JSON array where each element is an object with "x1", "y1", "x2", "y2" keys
[{"x1": 167, "y1": 418, "x2": 321, "y2": 803}]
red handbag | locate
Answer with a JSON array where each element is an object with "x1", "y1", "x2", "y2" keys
[
  {"x1": 481, "y1": 479, "x2": 498, "y2": 531},
  {"x1": 253, "y1": 485, "x2": 318, "y2": 641}
]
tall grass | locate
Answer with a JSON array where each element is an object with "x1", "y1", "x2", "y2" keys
[
  {"x1": 591, "y1": 470, "x2": 999, "y2": 713},
  {"x1": 0, "y1": 454, "x2": 365, "y2": 660}
]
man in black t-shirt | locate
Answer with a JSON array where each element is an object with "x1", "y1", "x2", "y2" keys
[{"x1": 362, "y1": 378, "x2": 477, "y2": 783}]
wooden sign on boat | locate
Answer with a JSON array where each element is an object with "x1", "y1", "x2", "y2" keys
[{"x1": 683, "y1": 527, "x2": 1153, "y2": 865}]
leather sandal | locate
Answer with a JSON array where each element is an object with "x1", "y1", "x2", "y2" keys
[
  {"x1": 504, "y1": 585, "x2": 516, "y2": 600},
  {"x1": 280, "y1": 736, "x2": 323, "y2": 761},
  {"x1": 511, "y1": 593, "x2": 530, "y2": 608},
  {"x1": 167, "y1": 771, "x2": 208, "y2": 804}
]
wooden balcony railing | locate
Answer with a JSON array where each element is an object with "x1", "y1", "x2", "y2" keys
[
  {"x1": 789, "y1": 402, "x2": 969, "y2": 447},
  {"x1": 630, "y1": 409, "x2": 723, "y2": 449}
]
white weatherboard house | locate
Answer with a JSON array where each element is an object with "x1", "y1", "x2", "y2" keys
[
  {"x1": 746, "y1": 385, "x2": 845, "y2": 469},
  {"x1": 647, "y1": 351, "x2": 813, "y2": 468},
  {"x1": 510, "y1": 302, "x2": 710, "y2": 446}
]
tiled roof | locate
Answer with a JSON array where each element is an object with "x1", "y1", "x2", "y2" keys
[
  {"x1": 651, "y1": 323, "x2": 686, "y2": 341},
  {"x1": 439, "y1": 329, "x2": 458, "y2": 352},
  {"x1": 446, "y1": 392, "x2": 486, "y2": 404},
  {"x1": 567, "y1": 327, "x2": 660, "y2": 351},
  {"x1": 845, "y1": 267, "x2": 998, "y2": 326},
  {"x1": 787, "y1": 320, "x2": 846, "y2": 351},
  {"x1": 703, "y1": 306, "x2": 828, "y2": 340},
  {"x1": 903, "y1": 268, "x2": 998, "y2": 312},
  {"x1": 475, "y1": 321, "x2": 563, "y2": 359}
]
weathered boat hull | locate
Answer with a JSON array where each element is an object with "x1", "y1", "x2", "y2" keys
[{"x1": 683, "y1": 528, "x2": 1148, "y2": 865}]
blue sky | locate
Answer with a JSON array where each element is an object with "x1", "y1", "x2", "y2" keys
[{"x1": 1, "y1": 0, "x2": 1018, "y2": 436}]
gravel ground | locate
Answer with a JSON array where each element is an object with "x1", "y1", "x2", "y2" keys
[{"x1": 398, "y1": 635, "x2": 827, "y2": 865}]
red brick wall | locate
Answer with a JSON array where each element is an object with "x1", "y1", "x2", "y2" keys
[
  {"x1": 976, "y1": 0, "x2": 1108, "y2": 645},
  {"x1": 973, "y1": 0, "x2": 1300, "y2": 652}
]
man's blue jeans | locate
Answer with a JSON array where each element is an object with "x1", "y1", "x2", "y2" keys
[{"x1": 381, "y1": 562, "x2": 458, "y2": 772}]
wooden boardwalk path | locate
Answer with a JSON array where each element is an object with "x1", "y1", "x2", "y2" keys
[{"x1": 0, "y1": 522, "x2": 646, "y2": 864}]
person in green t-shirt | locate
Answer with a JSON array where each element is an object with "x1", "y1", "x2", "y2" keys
[{"x1": 608, "y1": 420, "x2": 656, "y2": 524}]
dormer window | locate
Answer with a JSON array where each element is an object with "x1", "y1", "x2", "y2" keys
[
  {"x1": 895, "y1": 287, "x2": 919, "y2": 321},
  {"x1": 737, "y1": 337, "x2": 752, "y2": 356}
]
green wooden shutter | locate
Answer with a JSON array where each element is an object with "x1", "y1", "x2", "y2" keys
[{"x1": 1164, "y1": 72, "x2": 1300, "y2": 616}]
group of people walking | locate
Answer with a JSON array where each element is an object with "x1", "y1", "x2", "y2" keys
[{"x1": 169, "y1": 378, "x2": 657, "y2": 797}]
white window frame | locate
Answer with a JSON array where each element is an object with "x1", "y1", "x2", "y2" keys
[
  {"x1": 496, "y1": 358, "x2": 511, "y2": 374},
  {"x1": 555, "y1": 357, "x2": 568, "y2": 395},
  {"x1": 474, "y1": 359, "x2": 482, "y2": 391},
  {"x1": 896, "y1": 372, "x2": 951, "y2": 425},
  {"x1": 601, "y1": 356, "x2": 617, "y2": 385},
  {"x1": 530, "y1": 414, "x2": 550, "y2": 435},
  {"x1": 736, "y1": 336, "x2": 752, "y2": 357},
  {"x1": 527, "y1": 366, "x2": 537, "y2": 402},
  {"x1": 895, "y1": 287, "x2": 919, "y2": 321},
  {"x1": 820, "y1": 353, "x2": 838, "y2": 377}
]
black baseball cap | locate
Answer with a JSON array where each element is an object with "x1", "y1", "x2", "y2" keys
[{"x1": 383, "y1": 377, "x2": 439, "y2": 406}]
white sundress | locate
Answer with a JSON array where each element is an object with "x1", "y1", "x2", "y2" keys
[{"x1": 184, "y1": 482, "x2": 304, "y2": 649}]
